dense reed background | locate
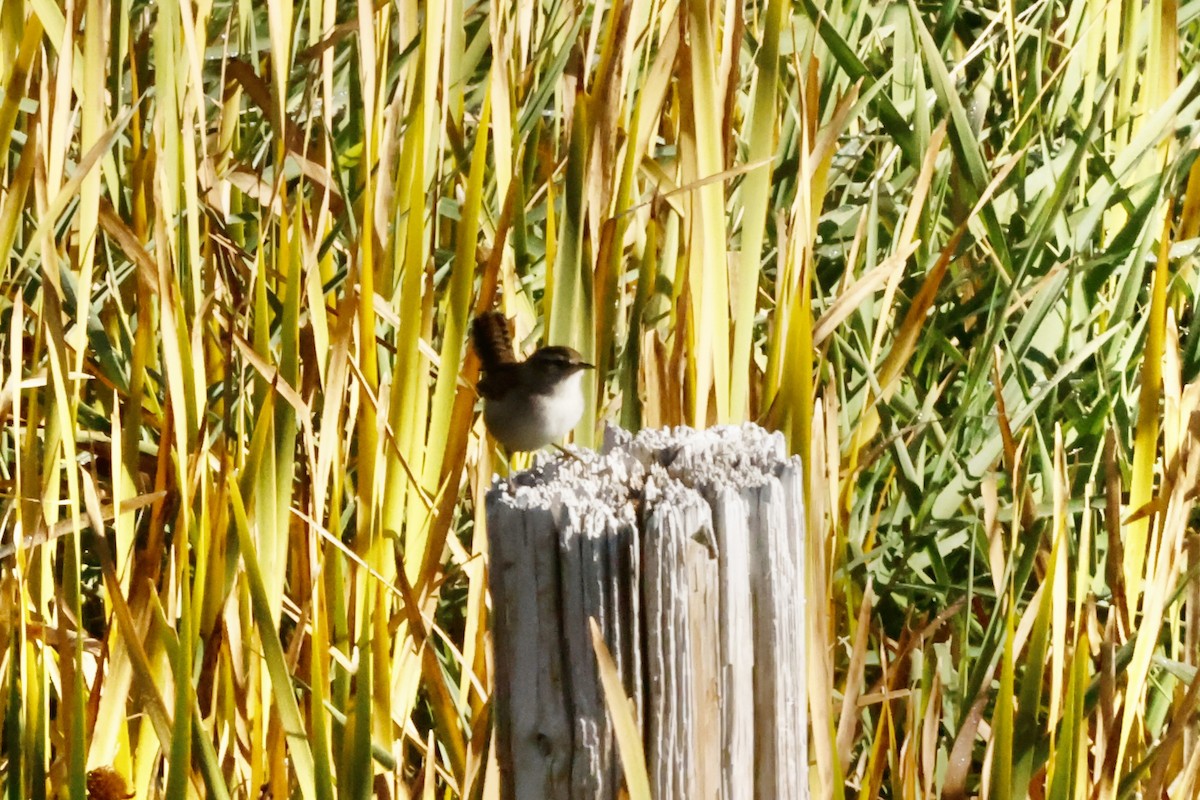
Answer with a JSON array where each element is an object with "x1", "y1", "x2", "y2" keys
[{"x1": 0, "y1": 0, "x2": 1198, "y2": 796}]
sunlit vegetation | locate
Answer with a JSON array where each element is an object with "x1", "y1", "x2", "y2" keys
[{"x1": 0, "y1": 0, "x2": 1198, "y2": 796}]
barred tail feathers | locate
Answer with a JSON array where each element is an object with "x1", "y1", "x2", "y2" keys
[{"x1": 471, "y1": 311, "x2": 517, "y2": 370}]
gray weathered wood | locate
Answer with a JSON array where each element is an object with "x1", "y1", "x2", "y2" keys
[{"x1": 487, "y1": 423, "x2": 807, "y2": 800}]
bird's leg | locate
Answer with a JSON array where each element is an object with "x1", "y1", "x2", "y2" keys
[
  {"x1": 552, "y1": 443, "x2": 586, "y2": 463},
  {"x1": 494, "y1": 443, "x2": 532, "y2": 492},
  {"x1": 506, "y1": 457, "x2": 517, "y2": 493},
  {"x1": 482, "y1": 435, "x2": 514, "y2": 492}
]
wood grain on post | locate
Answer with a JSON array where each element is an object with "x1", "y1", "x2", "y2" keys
[{"x1": 487, "y1": 423, "x2": 808, "y2": 799}]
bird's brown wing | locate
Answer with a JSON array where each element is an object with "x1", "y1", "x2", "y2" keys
[
  {"x1": 472, "y1": 311, "x2": 517, "y2": 370},
  {"x1": 476, "y1": 369, "x2": 511, "y2": 400}
]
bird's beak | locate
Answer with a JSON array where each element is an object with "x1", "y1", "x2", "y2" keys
[{"x1": 580, "y1": 361, "x2": 595, "y2": 370}]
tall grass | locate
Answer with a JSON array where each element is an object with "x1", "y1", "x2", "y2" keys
[{"x1": 0, "y1": 0, "x2": 1197, "y2": 796}]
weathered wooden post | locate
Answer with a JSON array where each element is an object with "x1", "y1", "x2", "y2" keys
[{"x1": 487, "y1": 423, "x2": 808, "y2": 799}]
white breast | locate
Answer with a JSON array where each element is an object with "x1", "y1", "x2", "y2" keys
[{"x1": 484, "y1": 371, "x2": 586, "y2": 452}]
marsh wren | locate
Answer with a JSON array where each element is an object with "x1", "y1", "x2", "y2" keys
[{"x1": 471, "y1": 311, "x2": 594, "y2": 452}]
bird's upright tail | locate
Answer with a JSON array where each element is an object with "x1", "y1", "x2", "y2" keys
[{"x1": 471, "y1": 311, "x2": 517, "y2": 370}]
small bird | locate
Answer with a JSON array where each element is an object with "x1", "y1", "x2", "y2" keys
[{"x1": 471, "y1": 311, "x2": 594, "y2": 452}]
